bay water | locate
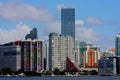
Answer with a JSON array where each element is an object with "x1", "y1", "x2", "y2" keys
[{"x1": 0, "y1": 76, "x2": 120, "y2": 80}]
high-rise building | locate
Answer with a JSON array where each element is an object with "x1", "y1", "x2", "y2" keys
[
  {"x1": 79, "y1": 44, "x2": 101, "y2": 69},
  {"x1": 42, "y1": 40, "x2": 49, "y2": 70},
  {"x1": 61, "y1": 8, "x2": 75, "y2": 40},
  {"x1": 115, "y1": 34, "x2": 120, "y2": 74},
  {"x1": 49, "y1": 33, "x2": 75, "y2": 71},
  {"x1": 75, "y1": 40, "x2": 80, "y2": 65},
  {"x1": 20, "y1": 40, "x2": 42, "y2": 72},
  {"x1": 25, "y1": 28, "x2": 38, "y2": 40},
  {"x1": 49, "y1": 33, "x2": 59, "y2": 70},
  {"x1": 116, "y1": 33, "x2": 120, "y2": 56},
  {"x1": 84, "y1": 46, "x2": 101, "y2": 68}
]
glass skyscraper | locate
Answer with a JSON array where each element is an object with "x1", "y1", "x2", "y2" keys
[
  {"x1": 116, "y1": 33, "x2": 120, "y2": 56},
  {"x1": 61, "y1": 8, "x2": 75, "y2": 39}
]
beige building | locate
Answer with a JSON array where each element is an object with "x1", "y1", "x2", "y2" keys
[{"x1": 49, "y1": 33, "x2": 74, "y2": 70}]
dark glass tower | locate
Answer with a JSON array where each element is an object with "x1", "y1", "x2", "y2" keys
[
  {"x1": 61, "y1": 8, "x2": 75, "y2": 39},
  {"x1": 116, "y1": 33, "x2": 120, "y2": 56},
  {"x1": 25, "y1": 28, "x2": 38, "y2": 40}
]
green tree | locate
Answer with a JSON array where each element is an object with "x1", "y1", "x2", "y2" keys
[
  {"x1": 69, "y1": 70, "x2": 76, "y2": 75},
  {"x1": 60, "y1": 70, "x2": 65, "y2": 75},
  {"x1": 44, "y1": 71, "x2": 52, "y2": 75},
  {"x1": 89, "y1": 70, "x2": 98, "y2": 75},
  {"x1": 1, "y1": 67, "x2": 12, "y2": 75},
  {"x1": 14, "y1": 69, "x2": 24, "y2": 75},
  {"x1": 53, "y1": 68, "x2": 61, "y2": 75},
  {"x1": 24, "y1": 71, "x2": 41, "y2": 76},
  {"x1": 81, "y1": 70, "x2": 89, "y2": 75}
]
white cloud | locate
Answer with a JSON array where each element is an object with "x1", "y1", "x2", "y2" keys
[
  {"x1": 0, "y1": 2, "x2": 54, "y2": 22},
  {"x1": 57, "y1": 4, "x2": 74, "y2": 13},
  {"x1": 43, "y1": 21, "x2": 61, "y2": 34},
  {"x1": 0, "y1": 23, "x2": 30, "y2": 44},
  {"x1": 41, "y1": 18, "x2": 98, "y2": 44},
  {"x1": 87, "y1": 16, "x2": 103, "y2": 25},
  {"x1": 57, "y1": 4, "x2": 66, "y2": 12},
  {"x1": 76, "y1": 26, "x2": 99, "y2": 44},
  {"x1": 75, "y1": 20, "x2": 84, "y2": 26},
  {"x1": 0, "y1": 3, "x2": 107, "y2": 50},
  {"x1": 75, "y1": 19, "x2": 99, "y2": 43}
]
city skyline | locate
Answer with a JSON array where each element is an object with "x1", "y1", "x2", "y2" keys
[{"x1": 0, "y1": 0, "x2": 120, "y2": 51}]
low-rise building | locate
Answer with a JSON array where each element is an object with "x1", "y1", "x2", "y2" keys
[
  {"x1": 0, "y1": 45, "x2": 21, "y2": 71},
  {"x1": 0, "y1": 39, "x2": 43, "y2": 72},
  {"x1": 98, "y1": 58, "x2": 116, "y2": 75},
  {"x1": 102, "y1": 48, "x2": 116, "y2": 58}
]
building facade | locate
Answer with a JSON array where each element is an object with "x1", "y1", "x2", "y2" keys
[
  {"x1": 102, "y1": 48, "x2": 116, "y2": 58},
  {"x1": 49, "y1": 33, "x2": 60, "y2": 70},
  {"x1": 84, "y1": 48, "x2": 100, "y2": 68},
  {"x1": 79, "y1": 44, "x2": 101, "y2": 69},
  {"x1": 98, "y1": 58, "x2": 116, "y2": 75},
  {"x1": 75, "y1": 40, "x2": 80, "y2": 66},
  {"x1": 61, "y1": 8, "x2": 75, "y2": 39},
  {"x1": 42, "y1": 40, "x2": 49, "y2": 71},
  {"x1": 49, "y1": 33, "x2": 74, "y2": 71},
  {"x1": 20, "y1": 40, "x2": 42, "y2": 72},
  {"x1": 0, "y1": 45, "x2": 21, "y2": 71},
  {"x1": 0, "y1": 39, "x2": 43, "y2": 72},
  {"x1": 116, "y1": 33, "x2": 120, "y2": 56}
]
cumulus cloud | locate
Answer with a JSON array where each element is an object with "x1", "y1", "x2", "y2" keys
[
  {"x1": 57, "y1": 4, "x2": 74, "y2": 13},
  {"x1": 75, "y1": 20, "x2": 84, "y2": 26},
  {"x1": 57, "y1": 4, "x2": 66, "y2": 12},
  {"x1": 0, "y1": 2, "x2": 54, "y2": 22},
  {"x1": 0, "y1": 2, "x2": 103, "y2": 49},
  {"x1": 43, "y1": 21, "x2": 61, "y2": 35},
  {"x1": 75, "y1": 19, "x2": 99, "y2": 43},
  {"x1": 0, "y1": 23, "x2": 30, "y2": 44},
  {"x1": 41, "y1": 18, "x2": 99, "y2": 44},
  {"x1": 86, "y1": 16, "x2": 103, "y2": 26},
  {"x1": 76, "y1": 26, "x2": 99, "y2": 43}
]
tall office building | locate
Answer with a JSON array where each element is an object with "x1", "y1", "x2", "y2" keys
[
  {"x1": 49, "y1": 33, "x2": 75, "y2": 71},
  {"x1": 61, "y1": 8, "x2": 75, "y2": 39},
  {"x1": 49, "y1": 33, "x2": 58, "y2": 70},
  {"x1": 116, "y1": 33, "x2": 120, "y2": 56},
  {"x1": 75, "y1": 40, "x2": 80, "y2": 65},
  {"x1": 115, "y1": 34, "x2": 120, "y2": 74},
  {"x1": 25, "y1": 28, "x2": 38, "y2": 40},
  {"x1": 42, "y1": 40, "x2": 49, "y2": 70},
  {"x1": 20, "y1": 40, "x2": 42, "y2": 72}
]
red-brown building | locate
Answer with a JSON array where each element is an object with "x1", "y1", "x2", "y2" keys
[{"x1": 83, "y1": 46, "x2": 101, "y2": 68}]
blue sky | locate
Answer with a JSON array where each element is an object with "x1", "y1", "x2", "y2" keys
[{"x1": 0, "y1": 0, "x2": 120, "y2": 51}]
